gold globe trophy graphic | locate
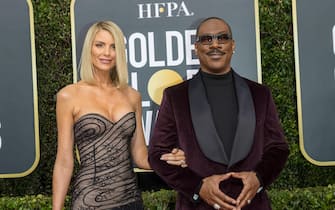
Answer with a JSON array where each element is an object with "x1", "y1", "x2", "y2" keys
[{"x1": 147, "y1": 69, "x2": 183, "y2": 105}]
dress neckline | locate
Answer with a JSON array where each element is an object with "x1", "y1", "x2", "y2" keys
[{"x1": 74, "y1": 112, "x2": 135, "y2": 125}]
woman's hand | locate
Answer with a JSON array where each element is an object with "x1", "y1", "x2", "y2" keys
[{"x1": 160, "y1": 148, "x2": 187, "y2": 168}]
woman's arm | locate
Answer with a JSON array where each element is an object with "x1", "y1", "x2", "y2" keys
[
  {"x1": 130, "y1": 91, "x2": 151, "y2": 169},
  {"x1": 129, "y1": 89, "x2": 187, "y2": 169},
  {"x1": 52, "y1": 87, "x2": 75, "y2": 210}
]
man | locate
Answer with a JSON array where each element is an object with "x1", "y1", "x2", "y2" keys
[{"x1": 148, "y1": 17, "x2": 289, "y2": 210}]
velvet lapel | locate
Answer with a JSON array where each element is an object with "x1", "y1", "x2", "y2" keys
[
  {"x1": 189, "y1": 72, "x2": 229, "y2": 165},
  {"x1": 229, "y1": 72, "x2": 256, "y2": 166},
  {"x1": 188, "y1": 71, "x2": 256, "y2": 167}
]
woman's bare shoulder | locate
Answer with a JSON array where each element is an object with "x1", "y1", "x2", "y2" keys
[
  {"x1": 57, "y1": 82, "x2": 88, "y2": 101},
  {"x1": 57, "y1": 84, "x2": 75, "y2": 99},
  {"x1": 123, "y1": 85, "x2": 141, "y2": 101}
]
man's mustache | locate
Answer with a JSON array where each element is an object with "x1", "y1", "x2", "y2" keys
[{"x1": 207, "y1": 49, "x2": 225, "y2": 55}]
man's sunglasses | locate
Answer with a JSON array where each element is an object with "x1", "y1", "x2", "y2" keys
[{"x1": 196, "y1": 33, "x2": 232, "y2": 45}]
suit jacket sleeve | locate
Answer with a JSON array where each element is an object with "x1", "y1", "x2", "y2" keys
[
  {"x1": 148, "y1": 88, "x2": 202, "y2": 201},
  {"x1": 254, "y1": 87, "x2": 289, "y2": 188}
]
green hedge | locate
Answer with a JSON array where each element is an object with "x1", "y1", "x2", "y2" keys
[
  {"x1": 1, "y1": 185, "x2": 335, "y2": 210},
  {"x1": 0, "y1": 0, "x2": 334, "y2": 198}
]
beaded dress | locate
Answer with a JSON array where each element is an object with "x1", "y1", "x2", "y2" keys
[{"x1": 71, "y1": 112, "x2": 143, "y2": 210}]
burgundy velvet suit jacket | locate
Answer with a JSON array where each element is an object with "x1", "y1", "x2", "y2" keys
[{"x1": 148, "y1": 71, "x2": 289, "y2": 210}]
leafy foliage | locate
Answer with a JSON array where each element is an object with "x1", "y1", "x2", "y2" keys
[{"x1": 1, "y1": 186, "x2": 334, "y2": 209}]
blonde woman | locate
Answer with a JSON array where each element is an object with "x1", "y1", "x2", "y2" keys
[{"x1": 52, "y1": 21, "x2": 186, "y2": 210}]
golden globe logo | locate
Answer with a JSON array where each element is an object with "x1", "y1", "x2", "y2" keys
[
  {"x1": 137, "y1": 1, "x2": 194, "y2": 19},
  {"x1": 147, "y1": 69, "x2": 183, "y2": 105}
]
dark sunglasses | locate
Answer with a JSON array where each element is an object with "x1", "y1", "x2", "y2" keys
[{"x1": 196, "y1": 33, "x2": 232, "y2": 45}]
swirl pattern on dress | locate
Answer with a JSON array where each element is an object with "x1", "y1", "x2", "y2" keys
[{"x1": 71, "y1": 112, "x2": 143, "y2": 210}]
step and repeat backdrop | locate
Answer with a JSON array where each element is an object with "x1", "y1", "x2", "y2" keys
[
  {"x1": 0, "y1": 0, "x2": 39, "y2": 178},
  {"x1": 70, "y1": 0, "x2": 261, "y2": 146},
  {"x1": 293, "y1": 0, "x2": 335, "y2": 166},
  {"x1": 1, "y1": 0, "x2": 334, "y2": 178}
]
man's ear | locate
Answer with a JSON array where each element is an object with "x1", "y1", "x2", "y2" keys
[{"x1": 195, "y1": 43, "x2": 198, "y2": 56}]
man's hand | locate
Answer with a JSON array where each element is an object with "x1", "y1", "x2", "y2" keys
[
  {"x1": 231, "y1": 171, "x2": 260, "y2": 209},
  {"x1": 200, "y1": 174, "x2": 237, "y2": 210}
]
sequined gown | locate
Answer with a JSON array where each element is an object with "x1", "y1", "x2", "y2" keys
[{"x1": 71, "y1": 112, "x2": 143, "y2": 210}]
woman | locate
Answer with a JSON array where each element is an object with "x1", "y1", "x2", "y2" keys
[{"x1": 52, "y1": 21, "x2": 186, "y2": 210}]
